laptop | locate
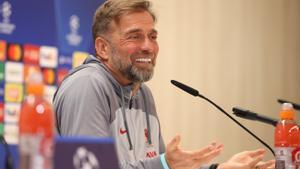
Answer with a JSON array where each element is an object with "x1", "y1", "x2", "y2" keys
[{"x1": 54, "y1": 136, "x2": 119, "y2": 169}]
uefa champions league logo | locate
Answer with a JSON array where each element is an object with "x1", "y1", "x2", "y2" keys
[
  {"x1": 66, "y1": 14, "x2": 82, "y2": 46},
  {"x1": 0, "y1": 1, "x2": 16, "y2": 34},
  {"x1": 73, "y1": 146, "x2": 100, "y2": 169},
  {"x1": 1, "y1": 1, "x2": 11, "y2": 23}
]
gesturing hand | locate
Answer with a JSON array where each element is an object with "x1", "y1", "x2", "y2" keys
[
  {"x1": 217, "y1": 149, "x2": 274, "y2": 169},
  {"x1": 255, "y1": 160, "x2": 275, "y2": 169},
  {"x1": 165, "y1": 134, "x2": 224, "y2": 169}
]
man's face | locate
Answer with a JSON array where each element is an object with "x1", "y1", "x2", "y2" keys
[{"x1": 105, "y1": 11, "x2": 159, "y2": 84}]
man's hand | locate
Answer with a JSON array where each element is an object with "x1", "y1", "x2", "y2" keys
[
  {"x1": 217, "y1": 149, "x2": 275, "y2": 169},
  {"x1": 165, "y1": 134, "x2": 224, "y2": 169},
  {"x1": 255, "y1": 160, "x2": 275, "y2": 169}
]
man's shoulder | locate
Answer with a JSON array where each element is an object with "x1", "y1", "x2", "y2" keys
[
  {"x1": 55, "y1": 62, "x2": 113, "y2": 99},
  {"x1": 65, "y1": 62, "x2": 108, "y2": 84}
]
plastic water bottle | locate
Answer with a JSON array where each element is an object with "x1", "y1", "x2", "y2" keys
[
  {"x1": 275, "y1": 103, "x2": 300, "y2": 169},
  {"x1": 19, "y1": 68, "x2": 54, "y2": 169}
]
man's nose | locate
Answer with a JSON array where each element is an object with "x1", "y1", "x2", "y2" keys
[{"x1": 140, "y1": 38, "x2": 156, "y2": 54}]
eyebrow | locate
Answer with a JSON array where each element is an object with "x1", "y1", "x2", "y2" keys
[{"x1": 124, "y1": 28, "x2": 158, "y2": 35}]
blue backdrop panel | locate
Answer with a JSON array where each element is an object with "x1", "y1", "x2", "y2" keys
[
  {"x1": 0, "y1": 0, "x2": 56, "y2": 46},
  {"x1": 0, "y1": 0, "x2": 105, "y2": 53},
  {"x1": 54, "y1": 0, "x2": 104, "y2": 54}
]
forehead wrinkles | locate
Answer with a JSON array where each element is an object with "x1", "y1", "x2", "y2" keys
[{"x1": 110, "y1": 11, "x2": 155, "y2": 35}]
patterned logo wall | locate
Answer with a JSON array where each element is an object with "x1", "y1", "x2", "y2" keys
[
  {"x1": 0, "y1": 0, "x2": 104, "y2": 144},
  {"x1": 0, "y1": 39, "x2": 89, "y2": 144}
]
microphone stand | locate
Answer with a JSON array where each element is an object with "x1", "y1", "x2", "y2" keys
[
  {"x1": 171, "y1": 80, "x2": 275, "y2": 156},
  {"x1": 198, "y1": 94, "x2": 275, "y2": 156}
]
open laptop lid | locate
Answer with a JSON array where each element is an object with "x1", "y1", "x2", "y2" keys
[{"x1": 54, "y1": 136, "x2": 119, "y2": 169}]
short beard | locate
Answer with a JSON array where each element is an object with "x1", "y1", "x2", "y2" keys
[
  {"x1": 124, "y1": 64, "x2": 154, "y2": 82},
  {"x1": 110, "y1": 46, "x2": 154, "y2": 83}
]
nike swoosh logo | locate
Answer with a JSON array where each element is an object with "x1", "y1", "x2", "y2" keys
[{"x1": 120, "y1": 128, "x2": 127, "y2": 135}]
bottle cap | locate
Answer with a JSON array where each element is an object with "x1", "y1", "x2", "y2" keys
[
  {"x1": 280, "y1": 103, "x2": 295, "y2": 120},
  {"x1": 26, "y1": 83, "x2": 44, "y2": 95},
  {"x1": 25, "y1": 67, "x2": 44, "y2": 95}
]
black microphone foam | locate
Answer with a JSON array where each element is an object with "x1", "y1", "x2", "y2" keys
[
  {"x1": 171, "y1": 80, "x2": 199, "y2": 97},
  {"x1": 232, "y1": 107, "x2": 278, "y2": 127},
  {"x1": 171, "y1": 80, "x2": 275, "y2": 156}
]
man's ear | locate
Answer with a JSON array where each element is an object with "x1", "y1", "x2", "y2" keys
[{"x1": 95, "y1": 37, "x2": 109, "y2": 61}]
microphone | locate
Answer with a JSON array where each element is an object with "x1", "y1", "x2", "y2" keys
[
  {"x1": 170, "y1": 80, "x2": 275, "y2": 156},
  {"x1": 232, "y1": 107, "x2": 278, "y2": 127},
  {"x1": 277, "y1": 99, "x2": 300, "y2": 111}
]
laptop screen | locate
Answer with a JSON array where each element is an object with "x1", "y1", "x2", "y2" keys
[{"x1": 54, "y1": 136, "x2": 119, "y2": 169}]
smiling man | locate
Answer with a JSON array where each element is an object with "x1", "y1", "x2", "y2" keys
[{"x1": 53, "y1": 0, "x2": 274, "y2": 169}]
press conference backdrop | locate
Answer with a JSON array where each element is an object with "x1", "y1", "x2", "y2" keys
[
  {"x1": 0, "y1": 0, "x2": 299, "y2": 165},
  {"x1": 148, "y1": 0, "x2": 300, "y2": 162},
  {"x1": 0, "y1": 0, "x2": 104, "y2": 144}
]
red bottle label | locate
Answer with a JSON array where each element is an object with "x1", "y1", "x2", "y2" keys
[{"x1": 292, "y1": 147, "x2": 300, "y2": 168}]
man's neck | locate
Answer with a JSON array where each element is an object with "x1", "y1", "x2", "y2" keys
[{"x1": 131, "y1": 82, "x2": 141, "y2": 96}]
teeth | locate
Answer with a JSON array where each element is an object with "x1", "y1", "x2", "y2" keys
[{"x1": 136, "y1": 58, "x2": 151, "y2": 63}]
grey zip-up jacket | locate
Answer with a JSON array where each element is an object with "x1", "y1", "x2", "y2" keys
[{"x1": 53, "y1": 55, "x2": 212, "y2": 169}]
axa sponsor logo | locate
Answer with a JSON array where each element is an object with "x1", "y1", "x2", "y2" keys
[
  {"x1": 146, "y1": 151, "x2": 157, "y2": 158},
  {"x1": 0, "y1": 1, "x2": 15, "y2": 34},
  {"x1": 66, "y1": 15, "x2": 82, "y2": 46}
]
